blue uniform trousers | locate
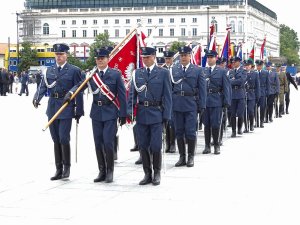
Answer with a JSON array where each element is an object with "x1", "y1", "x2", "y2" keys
[
  {"x1": 203, "y1": 107, "x2": 223, "y2": 129},
  {"x1": 49, "y1": 119, "x2": 72, "y2": 145},
  {"x1": 231, "y1": 99, "x2": 245, "y2": 118},
  {"x1": 92, "y1": 119, "x2": 117, "y2": 152},
  {"x1": 246, "y1": 99, "x2": 256, "y2": 118},
  {"x1": 258, "y1": 96, "x2": 266, "y2": 121},
  {"x1": 174, "y1": 111, "x2": 197, "y2": 140},
  {"x1": 137, "y1": 123, "x2": 162, "y2": 153}
]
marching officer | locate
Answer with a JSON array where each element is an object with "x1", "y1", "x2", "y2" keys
[
  {"x1": 19, "y1": 71, "x2": 29, "y2": 96},
  {"x1": 171, "y1": 46, "x2": 206, "y2": 167},
  {"x1": 255, "y1": 60, "x2": 269, "y2": 128},
  {"x1": 32, "y1": 43, "x2": 84, "y2": 180},
  {"x1": 244, "y1": 59, "x2": 260, "y2": 132},
  {"x1": 202, "y1": 50, "x2": 230, "y2": 155},
  {"x1": 265, "y1": 62, "x2": 279, "y2": 123},
  {"x1": 162, "y1": 50, "x2": 176, "y2": 153},
  {"x1": 282, "y1": 64, "x2": 298, "y2": 114},
  {"x1": 275, "y1": 64, "x2": 288, "y2": 117},
  {"x1": 229, "y1": 56, "x2": 247, "y2": 137},
  {"x1": 64, "y1": 47, "x2": 127, "y2": 183},
  {"x1": 127, "y1": 47, "x2": 172, "y2": 185}
]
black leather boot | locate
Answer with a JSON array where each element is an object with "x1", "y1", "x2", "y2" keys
[
  {"x1": 231, "y1": 117, "x2": 237, "y2": 137},
  {"x1": 202, "y1": 126, "x2": 211, "y2": 154},
  {"x1": 286, "y1": 101, "x2": 289, "y2": 114},
  {"x1": 168, "y1": 126, "x2": 176, "y2": 153},
  {"x1": 269, "y1": 105, "x2": 273, "y2": 122},
  {"x1": 105, "y1": 150, "x2": 114, "y2": 183},
  {"x1": 279, "y1": 104, "x2": 283, "y2": 117},
  {"x1": 130, "y1": 125, "x2": 139, "y2": 151},
  {"x1": 152, "y1": 152, "x2": 162, "y2": 185},
  {"x1": 50, "y1": 143, "x2": 63, "y2": 180},
  {"x1": 238, "y1": 117, "x2": 243, "y2": 135},
  {"x1": 139, "y1": 149, "x2": 152, "y2": 185},
  {"x1": 114, "y1": 135, "x2": 118, "y2": 160},
  {"x1": 212, "y1": 128, "x2": 220, "y2": 155},
  {"x1": 187, "y1": 139, "x2": 196, "y2": 167},
  {"x1": 61, "y1": 143, "x2": 71, "y2": 179},
  {"x1": 165, "y1": 125, "x2": 171, "y2": 153},
  {"x1": 135, "y1": 149, "x2": 142, "y2": 165},
  {"x1": 175, "y1": 138, "x2": 186, "y2": 167},
  {"x1": 94, "y1": 149, "x2": 106, "y2": 182},
  {"x1": 249, "y1": 115, "x2": 254, "y2": 131}
]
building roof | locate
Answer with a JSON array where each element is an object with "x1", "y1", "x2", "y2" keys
[{"x1": 25, "y1": 0, "x2": 277, "y2": 19}]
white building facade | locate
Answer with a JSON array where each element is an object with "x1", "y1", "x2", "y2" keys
[{"x1": 19, "y1": 0, "x2": 280, "y2": 60}]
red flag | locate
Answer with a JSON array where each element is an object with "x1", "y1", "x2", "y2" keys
[
  {"x1": 260, "y1": 36, "x2": 266, "y2": 60},
  {"x1": 249, "y1": 43, "x2": 255, "y2": 62},
  {"x1": 191, "y1": 45, "x2": 201, "y2": 66}
]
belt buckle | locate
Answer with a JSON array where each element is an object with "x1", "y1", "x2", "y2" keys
[
  {"x1": 98, "y1": 101, "x2": 102, "y2": 106},
  {"x1": 144, "y1": 101, "x2": 149, "y2": 107},
  {"x1": 235, "y1": 86, "x2": 239, "y2": 90},
  {"x1": 180, "y1": 91, "x2": 185, "y2": 96},
  {"x1": 208, "y1": 89, "x2": 213, "y2": 94},
  {"x1": 54, "y1": 93, "x2": 59, "y2": 98}
]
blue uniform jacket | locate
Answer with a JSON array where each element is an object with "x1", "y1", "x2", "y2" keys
[
  {"x1": 127, "y1": 65, "x2": 172, "y2": 125},
  {"x1": 21, "y1": 73, "x2": 29, "y2": 85},
  {"x1": 204, "y1": 66, "x2": 231, "y2": 107},
  {"x1": 245, "y1": 71, "x2": 261, "y2": 100},
  {"x1": 171, "y1": 64, "x2": 206, "y2": 112},
  {"x1": 72, "y1": 68, "x2": 127, "y2": 122},
  {"x1": 257, "y1": 70, "x2": 270, "y2": 97},
  {"x1": 268, "y1": 70, "x2": 280, "y2": 95},
  {"x1": 34, "y1": 63, "x2": 84, "y2": 119},
  {"x1": 229, "y1": 67, "x2": 247, "y2": 99}
]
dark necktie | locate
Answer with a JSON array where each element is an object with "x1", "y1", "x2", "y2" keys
[
  {"x1": 58, "y1": 66, "x2": 61, "y2": 73},
  {"x1": 234, "y1": 69, "x2": 237, "y2": 73},
  {"x1": 209, "y1": 67, "x2": 212, "y2": 75},
  {"x1": 259, "y1": 71, "x2": 261, "y2": 76},
  {"x1": 147, "y1": 68, "x2": 150, "y2": 76},
  {"x1": 99, "y1": 70, "x2": 104, "y2": 79},
  {"x1": 183, "y1": 66, "x2": 186, "y2": 73}
]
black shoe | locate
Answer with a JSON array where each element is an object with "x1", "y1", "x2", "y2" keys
[
  {"x1": 169, "y1": 144, "x2": 176, "y2": 153},
  {"x1": 214, "y1": 145, "x2": 220, "y2": 155},
  {"x1": 175, "y1": 156, "x2": 186, "y2": 167},
  {"x1": 94, "y1": 172, "x2": 106, "y2": 182},
  {"x1": 152, "y1": 152, "x2": 161, "y2": 185},
  {"x1": 130, "y1": 145, "x2": 139, "y2": 152},
  {"x1": 269, "y1": 118, "x2": 273, "y2": 122},
  {"x1": 231, "y1": 132, "x2": 236, "y2": 137},
  {"x1": 186, "y1": 139, "x2": 195, "y2": 167},
  {"x1": 61, "y1": 166, "x2": 70, "y2": 179},
  {"x1": 175, "y1": 138, "x2": 186, "y2": 167},
  {"x1": 186, "y1": 155, "x2": 194, "y2": 167},
  {"x1": 105, "y1": 151, "x2": 114, "y2": 183},
  {"x1": 135, "y1": 156, "x2": 142, "y2": 165},
  {"x1": 243, "y1": 129, "x2": 249, "y2": 133},
  {"x1": 250, "y1": 125, "x2": 254, "y2": 131},
  {"x1": 105, "y1": 169, "x2": 113, "y2": 183},
  {"x1": 139, "y1": 173, "x2": 152, "y2": 185},
  {"x1": 152, "y1": 172, "x2": 161, "y2": 186},
  {"x1": 61, "y1": 144, "x2": 71, "y2": 179},
  {"x1": 50, "y1": 169, "x2": 63, "y2": 180},
  {"x1": 202, "y1": 146, "x2": 211, "y2": 154},
  {"x1": 260, "y1": 124, "x2": 264, "y2": 128}
]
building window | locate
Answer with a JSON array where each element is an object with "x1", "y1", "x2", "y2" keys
[
  {"x1": 115, "y1": 19, "x2": 119, "y2": 24},
  {"x1": 137, "y1": 18, "x2": 141, "y2": 23},
  {"x1": 104, "y1": 29, "x2": 108, "y2": 34},
  {"x1": 93, "y1": 30, "x2": 98, "y2": 37},
  {"x1": 126, "y1": 19, "x2": 130, "y2": 24},
  {"x1": 43, "y1": 23, "x2": 49, "y2": 35},
  {"x1": 181, "y1": 18, "x2": 185, "y2": 23},
  {"x1": 181, "y1": 28, "x2": 185, "y2": 36},
  {"x1": 159, "y1": 29, "x2": 163, "y2": 37},
  {"x1": 238, "y1": 21, "x2": 243, "y2": 33},
  {"x1": 93, "y1": 20, "x2": 97, "y2": 25},
  {"x1": 40, "y1": 60, "x2": 45, "y2": 66},
  {"x1": 170, "y1": 28, "x2": 174, "y2": 36},
  {"x1": 158, "y1": 47, "x2": 163, "y2": 53},
  {"x1": 192, "y1": 28, "x2": 197, "y2": 36},
  {"x1": 82, "y1": 20, "x2": 87, "y2": 25},
  {"x1": 62, "y1": 30, "x2": 66, "y2": 38},
  {"x1": 126, "y1": 29, "x2": 130, "y2": 35},
  {"x1": 159, "y1": 18, "x2": 163, "y2": 24},
  {"x1": 148, "y1": 29, "x2": 152, "y2": 36},
  {"x1": 192, "y1": 18, "x2": 197, "y2": 23},
  {"x1": 72, "y1": 30, "x2": 76, "y2": 37},
  {"x1": 230, "y1": 20, "x2": 235, "y2": 33},
  {"x1": 148, "y1": 18, "x2": 152, "y2": 24},
  {"x1": 61, "y1": 20, "x2": 65, "y2": 25},
  {"x1": 72, "y1": 20, "x2": 76, "y2": 25},
  {"x1": 170, "y1": 18, "x2": 174, "y2": 23},
  {"x1": 104, "y1": 19, "x2": 108, "y2": 24},
  {"x1": 115, "y1": 29, "x2": 119, "y2": 37},
  {"x1": 83, "y1": 30, "x2": 87, "y2": 37}
]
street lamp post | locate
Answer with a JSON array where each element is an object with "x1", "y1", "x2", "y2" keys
[{"x1": 16, "y1": 12, "x2": 20, "y2": 73}]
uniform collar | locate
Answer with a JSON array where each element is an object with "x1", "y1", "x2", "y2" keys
[
  {"x1": 181, "y1": 63, "x2": 191, "y2": 70},
  {"x1": 56, "y1": 61, "x2": 67, "y2": 69},
  {"x1": 146, "y1": 63, "x2": 155, "y2": 72},
  {"x1": 97, "y1": 65, "x2": 108, "y2": 74}
]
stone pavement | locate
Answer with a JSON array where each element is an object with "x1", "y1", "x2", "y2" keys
[{"x1": 0, "y1": 85, "x2": 300, "y2": 225}]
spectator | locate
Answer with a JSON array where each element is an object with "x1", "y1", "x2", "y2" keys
[{"x1": 9, "y1": 72, "x2": 14, "y2": 94}]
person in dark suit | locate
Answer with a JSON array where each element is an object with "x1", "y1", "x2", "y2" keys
[
  {"x1": 35, "y1": 71, "x2": 42, "y2": 89},
  {"x1": 171, "y1": 46, "x2": 206, "y2": 167},
  {"x1": 282, "y1": 64, "x2": 298, "y2": 114},
  {"x1": 202, "y1": 50, "x2": 231, "y2": 155},
  {"x1": 65, "y1": 47, "x2": 127, "y2": 183},
  {"x1": 243, "y1": 59, "x2": 260, "y2": 132},
  {"x1": 127, "y1": 47, "x2": 172, "y2": 185},
  {"x1": 162, "y1": 50, "x2": 176, "y2": 153},
  {"x1": 32, "y1": 43, "x2": 84, "y2": 181},
  {"x1": 228, "y1": 56, "x2": 247, "y2": 137},
  {"x1": 19, "y1": 71, "x2": 29, "y2": 96}
]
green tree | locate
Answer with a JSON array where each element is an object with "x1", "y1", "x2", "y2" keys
[
  {"x1": 67, "y1": 53, "x2": 84, "y2": 69},
  {"x1": 18, "y1": 41, "x2": 39, "y2": 73},
  {"x1": 169, "y1": 41, "x2": 186, "y2": 52},
  {"x1": 85, "y1": 32, "x2": 115, "y2": 69},
  {"x1": 280, "y1": 24, "x2": 300, "y2": 65}
]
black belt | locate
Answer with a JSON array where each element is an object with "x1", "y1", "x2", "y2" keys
[
  {"x1": 175, "y1": 91, "x2": 196, "y2": 96},
  {"x1": 139, "y1": 101, "x2": 162, "y2": 107},
  {"x1": 207, "y1": 88, "x2": 222, "y2": 94},
  {"x1": 93, "y1": 100, "x2": 112, "y2": 106},
  {"x1": 232, "y1": 86, "x2": 243, "y2": 90},
  {"x1": 50, "y1": 92, "x2": 66, "y2": 99}
]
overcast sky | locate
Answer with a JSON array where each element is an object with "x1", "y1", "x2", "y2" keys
[{"x1": 0, "y1": 0, "x2": 299, "y2": 43}]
